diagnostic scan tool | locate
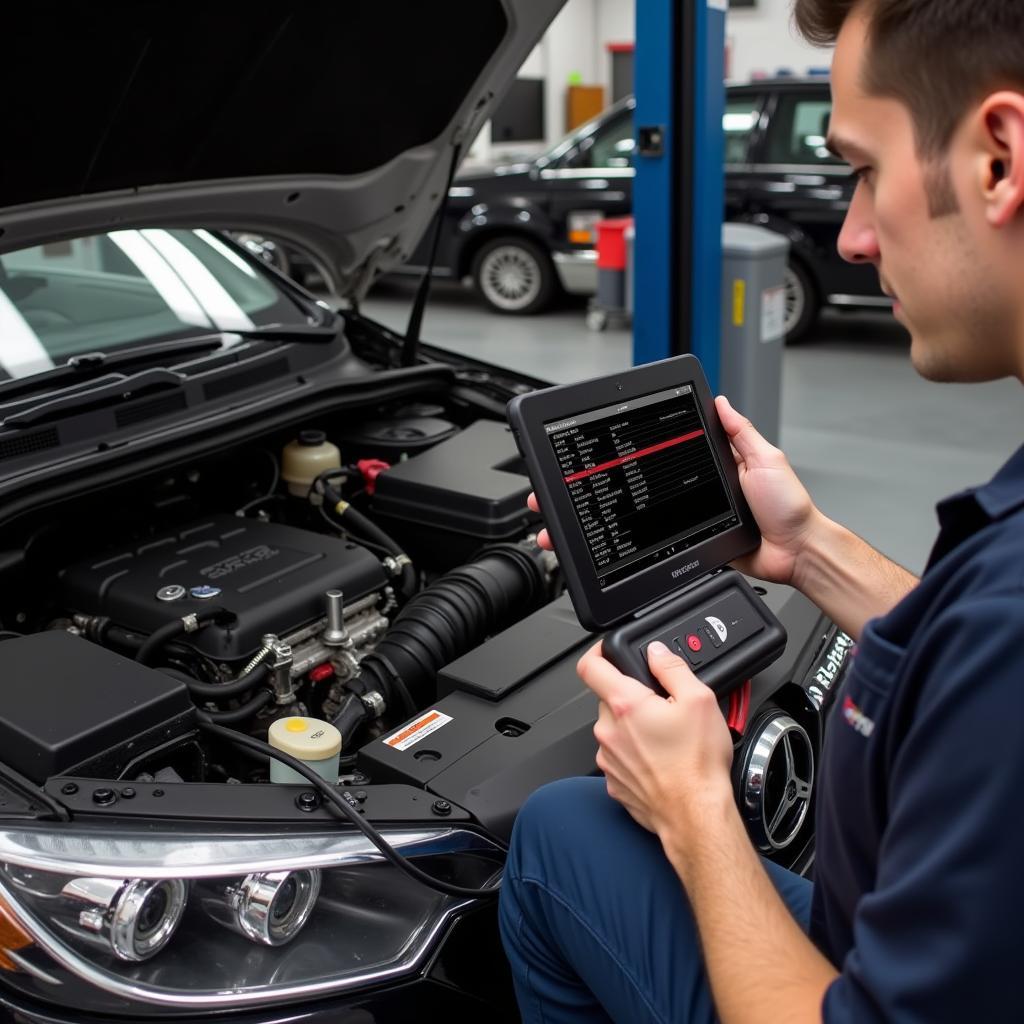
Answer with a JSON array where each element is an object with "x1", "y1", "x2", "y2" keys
[{"x1": 507, "y1": 355, "x2": 786, "y2": 696}]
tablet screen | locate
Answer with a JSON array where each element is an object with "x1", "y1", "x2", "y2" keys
[{"x1": 544, "y1": 383, "x2": 739, "y2": 589}]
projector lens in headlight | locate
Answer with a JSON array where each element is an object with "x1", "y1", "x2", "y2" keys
[
  {"x1": 0, "y1": 824, "x2": 504, "y2": 1012},
  {"x1": 61, "y1": 877, "x2": 187, "y2": 962},
  {"x1": 200, "y1": 869, "x2": 320, "y2": 946}
]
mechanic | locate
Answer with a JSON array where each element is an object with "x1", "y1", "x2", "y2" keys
[{"x1": 498, "y1": 1, "x2": 1024, "y2": 1021}]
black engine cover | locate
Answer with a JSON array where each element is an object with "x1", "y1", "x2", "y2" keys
[{"x1": 60, "y1": 516, "x2": 388, "y2": 661}]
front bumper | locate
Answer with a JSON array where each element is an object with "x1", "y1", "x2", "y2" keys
[{"x1": 552, "y1": 249, "x2": 597, "y2": 295}]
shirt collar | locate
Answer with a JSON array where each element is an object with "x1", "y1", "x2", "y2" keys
[
  {"x1": 971, "y1": 442, "x2": 1024, "y2": 521},
  {"x1": 928, "y1": 444, "x2": 1024, "y2": 570}
]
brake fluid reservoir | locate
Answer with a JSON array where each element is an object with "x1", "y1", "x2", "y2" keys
[
  {"x1": 282, "y1": 430, "x2": 341, "y2": 497},
  {"x1": 268, "y1": 716, "x2": 342, "y2": 785}
]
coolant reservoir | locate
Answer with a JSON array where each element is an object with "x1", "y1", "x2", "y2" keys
[
  {"x1": 282, "y1": 430, "x2": 341, "y2": 497},
  {"x1": 268, "y1": 716, "x2": 342, "y2": 785}
]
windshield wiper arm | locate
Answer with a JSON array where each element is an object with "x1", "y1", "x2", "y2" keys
[
  {"x1": 0, "y1": 337, "x2": 222, "y2": 403},
  {"x1": 2, "y1": 369, "x2": 184, "y2": 429},
  {"x1": 226, "y1": 323, "x2": 340, "y2": 343}
]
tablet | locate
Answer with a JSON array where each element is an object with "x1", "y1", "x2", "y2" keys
[{"x1": 507, "y1": 355, "x2": 760, "y2": 631}]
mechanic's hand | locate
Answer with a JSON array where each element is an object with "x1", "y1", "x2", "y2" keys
[
  {"x1": 579, "y1": 640, "x2": 734, "y2": 838},
  {"x1": 526, "y1": 492, "x2": 553, "y2": 551},
  {"x1": 715, "y1": 395, "x2": 820, "y2": 587}
]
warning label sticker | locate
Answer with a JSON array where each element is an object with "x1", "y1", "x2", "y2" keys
[{"x1": 383, "y1": 710, "x2": 453, "y2": 752}]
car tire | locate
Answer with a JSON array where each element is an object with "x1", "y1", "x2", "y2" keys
[
  {"x1": 471, "y1": 236, "x2": 557, "y2": 315},
  {"x1": 783, "y1": 258, "x2": 820, "y2": 343}
]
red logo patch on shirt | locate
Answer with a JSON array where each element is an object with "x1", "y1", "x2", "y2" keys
[{"x1": 842, "y1": 695, "x2": 875, "y2": 737}]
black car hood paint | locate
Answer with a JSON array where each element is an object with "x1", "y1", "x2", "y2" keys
[{"x1": 0, "y1": 1, "x2": 563, "y2": 298}]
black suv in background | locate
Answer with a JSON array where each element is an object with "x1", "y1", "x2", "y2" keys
[{"x1": 397, "y1": 79, "x2": 887, "y2": 339}]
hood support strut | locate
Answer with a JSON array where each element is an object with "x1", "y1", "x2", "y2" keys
[{"x1": 400, "y1": 142, "x2": 463, "y2": 368}]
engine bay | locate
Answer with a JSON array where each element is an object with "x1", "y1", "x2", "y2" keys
[{"x1": 0, "y1": 386, "x2": 846, "y2": 864}]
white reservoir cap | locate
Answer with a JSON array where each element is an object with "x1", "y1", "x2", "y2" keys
[{"x1": 268, "y1": 716, "x2": 342, "y2": 761}]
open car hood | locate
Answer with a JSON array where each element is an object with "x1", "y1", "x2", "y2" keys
[{"x1": 0, "y1": 1, "x2": 563, "y2": 299}]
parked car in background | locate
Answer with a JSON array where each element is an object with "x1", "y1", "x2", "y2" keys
[{"x1": 389, "y1": 79, "x2": 888, "y2": 339}]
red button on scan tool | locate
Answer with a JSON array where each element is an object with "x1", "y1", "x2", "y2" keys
[{"x1": 686, "y1": 634, "x2": 702, "y2": 652}]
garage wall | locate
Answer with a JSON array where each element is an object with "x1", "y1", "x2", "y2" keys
[
  {"x1": 541, "y1": 0, "x2": 599, "y2": 143},
  {"x1": 595, "y1": 0, "x2": 635, "y2": 94},
  {"x1": 727, "y1": 0, "x2": 832, "y2": 81},
  {"x1": 468, "y1": 0, "x2": 834, "y2": 163}
]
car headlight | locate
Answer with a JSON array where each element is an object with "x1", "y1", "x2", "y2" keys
[{"x1": 0, "y1": 823, "x2": 502, "y2": 1014}]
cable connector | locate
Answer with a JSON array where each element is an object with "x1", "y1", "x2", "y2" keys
[{"x1": 382, "y1": 553, "x2": 413, "y2": 578}]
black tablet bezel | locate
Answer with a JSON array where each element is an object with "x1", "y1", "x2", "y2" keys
[{"x1": 508, "y1": 354, "x2": 760, "y2": 631}]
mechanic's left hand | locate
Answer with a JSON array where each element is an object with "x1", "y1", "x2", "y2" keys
[{"x1": 580, "y1": 640, "x2": 735, "y2": 838}]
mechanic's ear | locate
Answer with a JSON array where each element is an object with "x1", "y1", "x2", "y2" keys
[{"x1": 977, "y1": 92, "x2": 1024, "y2": 228}]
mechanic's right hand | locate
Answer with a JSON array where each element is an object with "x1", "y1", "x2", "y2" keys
[{"x1": 715, "y1": 395, "x2": 820, "y2": 586}]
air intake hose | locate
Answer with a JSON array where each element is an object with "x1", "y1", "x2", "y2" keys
[{"x1": 349, "y1": 542, "x2": 551, "y2": 715}]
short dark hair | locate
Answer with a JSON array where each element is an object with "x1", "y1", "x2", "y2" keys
[{"x1": 793, "y1": 0, "x2": 1024, "y2": 214}]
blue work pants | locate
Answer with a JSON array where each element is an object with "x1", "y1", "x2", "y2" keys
[{"x1": 499, "y1": 777, "x2": 812, "y2": 1024}]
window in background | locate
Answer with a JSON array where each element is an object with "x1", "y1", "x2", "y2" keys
[
  {"x1": 723, "y1": 96, "x2": 764, "y2": 164},
  {"x1": 764, "y1": 94, "x2": 842, "y2": 165}
]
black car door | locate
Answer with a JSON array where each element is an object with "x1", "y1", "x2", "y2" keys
[
  {"x1": 541, "y1": 108, "x2": 635, "y2": 256},
  {"x1": 742, "y1": 88, "x2": 885, "y2": 305}
]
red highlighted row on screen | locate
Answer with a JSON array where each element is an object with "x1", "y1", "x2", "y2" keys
[{"x1": 562, "y1": 428, "x2": 706, "y2": 483}]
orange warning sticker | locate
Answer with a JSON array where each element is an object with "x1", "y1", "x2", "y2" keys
[{"x1": 383, "y1": 710, "x2": 453, "y2": 752}]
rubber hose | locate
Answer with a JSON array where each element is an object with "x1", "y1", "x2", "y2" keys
[
  {"x1": 324, "y1": 493, "x2": 416, "y2": 599},
  {"x1": 203, "y1": 689, "x2": 273, "y2": 724},
  {"x1": 159, "y1": 662, "x2": 271, "y2": 699},
  {"x1": 355, "y1": 543, "x2": 549, "y2": 709},
  {"x1": 136, "y1": 607, "x2": 226, "y2": 666},
  {"x1": 331, "y1": 692, "x2": 369, "y2": 749}
]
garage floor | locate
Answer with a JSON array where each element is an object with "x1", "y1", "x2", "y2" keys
[{"x1": 361, "y1": 281, "x2": 1023, "y2": 575}]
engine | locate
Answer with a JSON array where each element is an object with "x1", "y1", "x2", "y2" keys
[
  {"x1": 0, "y1": 411, "x2": 560, "y2": 793},
  {"x1": 0, "y1": 403, "x2": 844, "y2": 874}
]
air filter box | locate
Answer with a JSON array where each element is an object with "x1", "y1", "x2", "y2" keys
[
  {"x1": 370, "y1": 420, "x2": 538, "y2": 564},
  {"x1": 0, "y1": 632, "x2": 195, "y2": 784}
]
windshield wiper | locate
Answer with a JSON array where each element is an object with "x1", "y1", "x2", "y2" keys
[
  {"x1": 2, "y1": 369, "x2": 184, "y2": 429},
  {"x1": 0, "y1": 323, "x2": 340, "y2": 404},
  {"x1": 0, "y1": 337, "x2": 221, "y2": 403}
]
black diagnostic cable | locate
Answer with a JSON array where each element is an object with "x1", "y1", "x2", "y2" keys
[{"x1": 198, "y1": 719, "x2": 501, "y2": 900}]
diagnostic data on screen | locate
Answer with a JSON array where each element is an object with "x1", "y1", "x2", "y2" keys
[{"x1": 545, "y1": 385, "x2": 739, "y2": 588}]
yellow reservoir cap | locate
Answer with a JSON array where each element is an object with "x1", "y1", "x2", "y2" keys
[{"x1": 268, "y1": 716, "x2": 341, "y2": 761}]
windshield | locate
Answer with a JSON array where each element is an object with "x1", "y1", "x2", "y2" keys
[{"x1": 0, "y1": 229, "x2": 308, "y2": 380}]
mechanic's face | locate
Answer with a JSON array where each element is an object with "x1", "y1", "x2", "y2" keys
[{"x1": 829, "y1": 10, "x2": 1024, "y2": 383}]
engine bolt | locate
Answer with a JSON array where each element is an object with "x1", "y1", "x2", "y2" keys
[
  {"x1": 92, "y1": 788, "x2": 116, "y2": 806},
  {"x1": 61, "y1": 782, "x2": 79, "y2": 795},
  {"x1": 432, "y1": 799, "x2": 452, "y2": 817},
  {"x1": 120, "y1": 787, "x2": 136, "y2": 799},
  {"x1": 153, "y1": 788, "x2": 165, "y2": 798},
  {"x1": 295, "y1": 791, "x2": 320, "y2": 812}
]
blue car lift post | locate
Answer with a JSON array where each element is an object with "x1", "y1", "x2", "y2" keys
[{"x1": 632, "y1": 0, "x2": 727, "y2": 390}]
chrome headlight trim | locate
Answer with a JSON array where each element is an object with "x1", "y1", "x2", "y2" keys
[
  {"x1": 0, "y1": 824, "x2": 503, "y2": 1008},
  {"x1": 0, "y1": 824, "x2": 485, "y2": 878}
]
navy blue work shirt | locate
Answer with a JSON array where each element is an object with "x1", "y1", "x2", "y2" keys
[{"x1": 812, "y1": 442, "x2": 1024, "y2": 1022}]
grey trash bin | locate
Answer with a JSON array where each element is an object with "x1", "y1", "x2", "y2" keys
[{"x1": 719, "y1": 224, "x2": 790, "y2": 446}]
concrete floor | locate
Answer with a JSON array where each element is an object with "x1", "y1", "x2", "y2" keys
[{"x1": 362, "y1": 281, "x2": 1023, "y2": 574}]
